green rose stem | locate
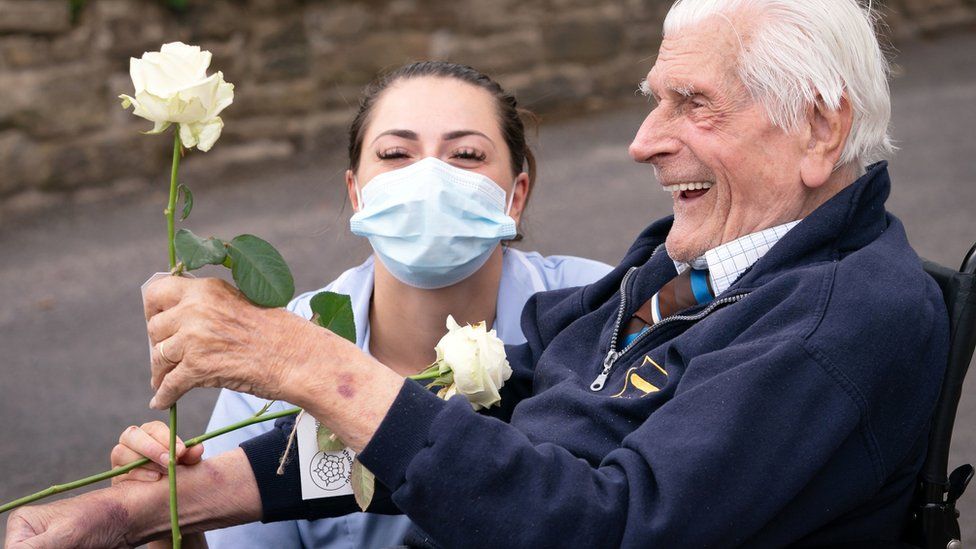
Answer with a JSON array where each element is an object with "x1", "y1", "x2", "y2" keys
[
  {"x1": 165, "y1": 130, "x2": 183, "y2": 548},
  {"x1": 0, "y1": 344, "x2": 444, "y2": 518},
  {"x1": 409, "y1": 370, "x2": 441, "y2": 381},
  {"x1": 0, "y1": 406, "x2": 301, "y2": 515}
]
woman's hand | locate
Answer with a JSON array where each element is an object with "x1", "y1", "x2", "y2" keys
[
  {"x1": 142, "y1": 276, "x2": 318, "y2": 409},
  {"x1": 110, "y1": 421, "x2": 204, "y2": 485}
]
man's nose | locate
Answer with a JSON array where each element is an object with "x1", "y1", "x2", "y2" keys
[{"x1": 629, "y1": 109, "x2": 681, "y2": 165}]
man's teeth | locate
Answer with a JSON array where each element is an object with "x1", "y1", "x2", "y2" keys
[{"x1": 662, "y1": 182, "x2": 714, "y2": 192}]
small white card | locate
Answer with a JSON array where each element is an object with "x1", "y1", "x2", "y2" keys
[
  {"x1": 141, "y1": 272, "x2": 172, "y2": 358},
  {"x1": 297, "y1": 411, "x2": 356, "y2": 499}
]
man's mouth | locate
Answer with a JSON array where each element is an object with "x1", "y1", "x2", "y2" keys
[{"x1": 663, "y1": 182, "x2": 713, "y2": 200}]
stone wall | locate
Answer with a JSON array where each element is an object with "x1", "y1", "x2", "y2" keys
[{"x1": 0, "y1": 0, "x2": 973, "y2": 212}]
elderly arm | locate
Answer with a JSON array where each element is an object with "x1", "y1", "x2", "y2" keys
[
  {"x1": 144, "y1": 277, "x2": 404, "y2": 453},
  {"x1": 249, "y1": 340, "x2": 875, "y2": 547}
]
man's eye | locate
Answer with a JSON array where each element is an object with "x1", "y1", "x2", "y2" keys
[
  {"x1": 377, "y1": 148, "x2": 409, "y2": 160},
  {"x1": 452, "y1": 148, "x2": 487, "y2": 161}
]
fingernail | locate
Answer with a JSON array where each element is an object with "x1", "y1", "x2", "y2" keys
[
  {"x1": 159, "y1": 453, "x2": 169, "y2": 465},
  {"x1": 149, "y1": 397, "x2": 158, "y2": 409},
  {"x1": 148, "y1": 471, "x2": 161, "y2": 481}
]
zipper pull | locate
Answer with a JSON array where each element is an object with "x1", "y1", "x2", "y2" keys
[{"x1": 590, "y1": 350, "x2": 619, "y2": 391}]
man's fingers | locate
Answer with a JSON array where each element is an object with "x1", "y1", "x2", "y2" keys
[
  {"x1": 142, "y1": 276, "x2": 191, "y2": 321},
  {"x1": 7, "y1": 530, "x2": 54, "y2": 549},
  {"x1": 146, "y1": 306, "x2": 182, "y2": 345},
  {"x1": 5, "y1": 511, "x2": 62, "y2": 549},
  {"x1": 150, "y1": 336, "x2": 184, "y2": 390},
  {"x1": 5, "y1": 512, "x2": 40, "y2": 547},
  {"x1": 151, "y1": 371, "x2": 189, "y2": 410}
]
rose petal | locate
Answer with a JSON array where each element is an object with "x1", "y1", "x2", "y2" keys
[
  {"x1": 160, "y1": 42, "x2": 211, "y2": 78},
  {"x1": 179, "y1": 122, "x2": 198, "y2": 149},
  {"x1": 446, "y1": 315, "x2": 461, "y2": 331},
  {"x1": 193, "y1": 117, "x2": 224, "y2": 152}
]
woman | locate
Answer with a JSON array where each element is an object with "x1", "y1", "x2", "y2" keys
[{"x1": 111, "y1": 61, "x2": 610, "y2": 549}]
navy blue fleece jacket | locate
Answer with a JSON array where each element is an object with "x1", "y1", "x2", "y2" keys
[{"x1": 241, "y1": 163, "x2": 948, "y2": 547}]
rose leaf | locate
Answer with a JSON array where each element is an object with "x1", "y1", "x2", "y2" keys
[
  {"x1": 309, "y1": 292, "x2": 356, "y2": 343},
  {"x1": 225, "y1": 234, "x2": 295, "y2": 308},
  {"x1": 351, "y1": 459, "x2": 375, "y2": 512},
  {"x1": 316, "y1": 424, "x2": 346, "y2": 452},
  {"x1": 177, "y1": 184, "x2": 193, "y2": 221},
  {"x1": 174, "y1": 229, "x2": 226, "y2": 271}
]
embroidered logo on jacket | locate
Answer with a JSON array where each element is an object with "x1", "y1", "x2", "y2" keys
[{"x1": 611, "y1": 355, "x2": 668, "y2": 398}]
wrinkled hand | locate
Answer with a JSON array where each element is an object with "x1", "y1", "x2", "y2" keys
[
  {"x1": 143, "y1": 276, "x2": 315, "y2": 409},
  {"x1": 4, "y1": 491, "x2": 131, "y2": 549},
  {"x1": 111, "y1": 421, "x2": 204, "y2": 485}
]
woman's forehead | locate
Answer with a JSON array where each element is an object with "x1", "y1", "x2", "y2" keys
[{"x1": 364, "y1": 77, "x2": 503, "y2": 142}]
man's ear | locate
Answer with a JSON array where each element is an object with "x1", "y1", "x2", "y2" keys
[
  {"x1": 345, "y1": 170, "x2": 360, "y2": 212},
  {"x1": 800, "y1": 95, "x2": 853, "y2": 189}
]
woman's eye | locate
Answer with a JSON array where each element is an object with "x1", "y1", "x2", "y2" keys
[
  {"x1": 452, "y1": 148, "x2": 487, "y2": 161},
  {"x1": 377, "y1": 148, "x2": 409, "y2": 160}
]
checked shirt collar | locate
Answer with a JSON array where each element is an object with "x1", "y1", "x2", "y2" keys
[{"x1": 673, "y1": 220, "x2": 802, "y2": 296}]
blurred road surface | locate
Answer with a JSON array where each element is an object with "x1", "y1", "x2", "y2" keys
[{"x1": 1, "y1": 32, "x2": 974, "y2": 544}]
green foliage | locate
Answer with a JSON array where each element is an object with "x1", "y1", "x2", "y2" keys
[
  {"x1": 316, "y1": 424, "x2": 346, "y2": 452},
  {"x1": 350, "y1": 460, "x2": 375, "y2": 512},
  {"x1": 309, "y1": 292, "x2": 356, "y2": 343},
  {"x1": 174, "y1": 229, "x2": 226, "y2": 271},
  {"x1": 225, "y1": 235, "x2": 295, "y2": 308},
  {"x1": 68, "y1": 0, "x2": 85, "y2": 23},
  {"x1": 177, "y1": 184, "x2": 193, "y2": 221}
]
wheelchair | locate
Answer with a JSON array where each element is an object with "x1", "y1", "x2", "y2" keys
[{"x1": 903, "y1": 242, "x2": 976, "y2": 548}]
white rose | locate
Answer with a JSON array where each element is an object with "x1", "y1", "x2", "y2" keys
[
  {"x1": 119, "y1": 42, "x2": 234, "y2": 152},
  {"x1": 433, "y1": 315, "x2": 512, "y2": 410}
]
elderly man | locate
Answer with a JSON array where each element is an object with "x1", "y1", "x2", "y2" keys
[{"x1": 5, "y1": 0, "x2": 947, "y2": 547}]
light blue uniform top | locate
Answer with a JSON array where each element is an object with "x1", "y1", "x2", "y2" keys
[{"x1": 203, "y1": 248, "x2": 612, "y2": 549}]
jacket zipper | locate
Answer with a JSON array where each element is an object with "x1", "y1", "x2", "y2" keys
[{"x1": 589, "y1": 266, "x2": 748, "y2": 391}]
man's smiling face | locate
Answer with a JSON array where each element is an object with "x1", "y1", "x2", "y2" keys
[{"x1": 629, "y1": 16, "x2": 813, "y2": 262}]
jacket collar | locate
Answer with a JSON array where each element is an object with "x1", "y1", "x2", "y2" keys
[{"x1": 733, "y1": 161, "x2": 891, "y2": 291}]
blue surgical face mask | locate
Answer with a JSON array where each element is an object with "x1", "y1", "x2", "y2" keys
[{"x1": 350, "y1": 157, "x2": 518, "y2": 289}]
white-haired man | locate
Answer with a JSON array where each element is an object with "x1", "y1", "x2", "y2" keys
[{"x1": 5, "y1": 0, "x2": 948, "y2": 547}]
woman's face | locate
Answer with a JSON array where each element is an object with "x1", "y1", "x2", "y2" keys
[{"x1": 346, "y1": 76, "x2": 529, "y2": 224}]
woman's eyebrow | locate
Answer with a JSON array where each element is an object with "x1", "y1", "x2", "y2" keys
[
  {"x1": 443, "y1": 130, "x2": 496, "y2": 149},
  {"x1": 370, "y1": 129, "x2": 419, "y2": 145}
]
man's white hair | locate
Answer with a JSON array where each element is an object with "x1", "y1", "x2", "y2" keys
[{"x1": 663, "y1": 0, "x2": 894, "y2": 166}]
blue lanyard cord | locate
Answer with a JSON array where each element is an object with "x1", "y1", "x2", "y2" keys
[{"x1": 689, "y1": 269, "x2": 714, "y2": 305}]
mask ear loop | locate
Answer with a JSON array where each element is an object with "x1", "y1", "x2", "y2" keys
[
  {"x1": 504, "y1": 178, "x2": 522, "y2": 242},
  {"x1": 505, "y1": 179, "x2": 517, "y2": 216},
  {"x1": 353, "y1": 175, "x2": 365, "y2": 212}
]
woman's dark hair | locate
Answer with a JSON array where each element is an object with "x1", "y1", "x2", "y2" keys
[{"x1": 347, "y1": 61, "x2": 538, "y2": 191}]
